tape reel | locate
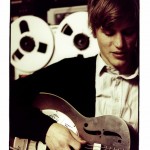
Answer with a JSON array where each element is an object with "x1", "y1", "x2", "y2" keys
[
  {"x1": 11, "y1": 15, "x2": 54, "y2": 73},
  {"x1": 50, "y1": 11, "x2": 99, "y2": 64}
]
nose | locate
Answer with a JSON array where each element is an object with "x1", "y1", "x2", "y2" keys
[{"x1": 113, "y1": 33, "x2": 124, "y2": 49}]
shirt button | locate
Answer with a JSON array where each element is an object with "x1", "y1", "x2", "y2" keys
[
  {"x1": 111, "y1": 77, "x2": 115, "y2": 81},
  {"x1": 115, "y1": 80, "x2": 120, "y2": 86},
  {"x1": 112, "y1": 110, "x2": 117, "y2": 115},
  {"x1": 115, "y1": 98, "x2": 119, "y2": 102}
]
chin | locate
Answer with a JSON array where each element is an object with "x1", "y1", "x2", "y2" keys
[{"x1": 113, "y1": 60, "x2": 127, "y2": 70}]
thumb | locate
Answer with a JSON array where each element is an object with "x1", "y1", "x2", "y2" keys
[{"x1": 70, "y1": 130, "x2": 86, "y2": 144}]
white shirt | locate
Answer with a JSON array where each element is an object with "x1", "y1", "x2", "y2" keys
[{"x1": 95, "y1": 54, "x2": 139, "y2": 131}]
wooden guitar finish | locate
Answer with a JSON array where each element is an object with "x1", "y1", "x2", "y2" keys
[{"x1": 32, "y1": 92, "x2": 130, "y2": 150}]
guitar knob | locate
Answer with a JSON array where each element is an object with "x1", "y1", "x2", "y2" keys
[{"x1": 84, "y1": 123, "x2": 88, "y2": 127}]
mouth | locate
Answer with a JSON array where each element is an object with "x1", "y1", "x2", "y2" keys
[{"x1": 112, "y1": 51, "x2": 126, "y2": 59}]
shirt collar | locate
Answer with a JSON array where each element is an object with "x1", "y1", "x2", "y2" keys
[
  {"x1": 96, "y1": 54, "x2": 107, "y2": 76},
  {"x1": 96, "y1": 54, "x2": 139, "y2": 80}
]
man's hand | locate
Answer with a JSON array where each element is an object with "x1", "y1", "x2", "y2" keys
[{"x1": 45, "y1": 123, "x2": 86, "y2": 150}]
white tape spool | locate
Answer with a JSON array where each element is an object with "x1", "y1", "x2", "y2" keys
[
  {"x1": 11, "y1": 15, "x2": 54, "y2": 73},
  {"x1": 49, "y1": 11, "x2": 99, "y2": 65}
]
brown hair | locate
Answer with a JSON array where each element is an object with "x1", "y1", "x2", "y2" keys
[{"x1": 88, "y1": 0, "x2": 139, "y2": 37}]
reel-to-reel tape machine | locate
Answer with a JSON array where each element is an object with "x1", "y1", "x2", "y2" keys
[
  {"x1": 11, "y1": 11, "x2": 99, "y2": 79},
  {"x1": 11, "y1": 15, "x2": 55, "y2": 74}
]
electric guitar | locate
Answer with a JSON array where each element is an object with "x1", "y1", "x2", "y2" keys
[{"x1": 10, "y1": 92, "x2": 135, "y2": 150}]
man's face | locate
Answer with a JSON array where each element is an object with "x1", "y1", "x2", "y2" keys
[{"x1": 95, "y1": 20, "x2": 138, "y2": 72}]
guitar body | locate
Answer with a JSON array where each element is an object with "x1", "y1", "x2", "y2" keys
[{"x1": 11, "y1": 92, "x2": 131, "y2": 150}]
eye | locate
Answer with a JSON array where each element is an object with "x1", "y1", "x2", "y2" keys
[
  {"x1": 102, "y1": 28, "x2": 115, "y2": 36},
  {"x1": 122, "y1": 28, "x2": 136, "y2": 36}
]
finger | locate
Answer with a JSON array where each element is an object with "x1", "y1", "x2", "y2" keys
[
  {"x1": 62, "y1": 147, "x2": 71, "y2": 150},
  {"x1": 60, "y1": 143, "x2": 74, "y2": 150},
  {"x1": 69, "y1": 131, "x2": 86, "y2": 150},
  {"x1": 70, "y1": 130, "x2": 86, "y2": 144},
  {"x1": 53, "y1": 144, "x2": 71, "y2": 150},
  {"x1": 69, "y1": 140, "x2": 81, "y2": 150}
]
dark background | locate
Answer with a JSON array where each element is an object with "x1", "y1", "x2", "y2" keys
[{"x1": 11, "y1": 0, "x2": 87, "y2": 22}]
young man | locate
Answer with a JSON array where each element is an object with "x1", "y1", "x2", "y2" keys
[{"x1": 10, "y1": 0, "x2": 139, "y2": 149}]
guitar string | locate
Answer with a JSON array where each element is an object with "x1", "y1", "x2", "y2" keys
[
  {"x1": 84, "y1": 147, "x2": 125, "y2": 150},
  {"x1": 9, "y1": 144, "x2": 125, "y2": 150},
  {"x1": 83, "y1": 143, "x2": 125, "y2": 150}
]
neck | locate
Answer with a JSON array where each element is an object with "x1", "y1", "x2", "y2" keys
[{"x1": 118, "y1": 55, "x2": 138, "y2": 75}]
